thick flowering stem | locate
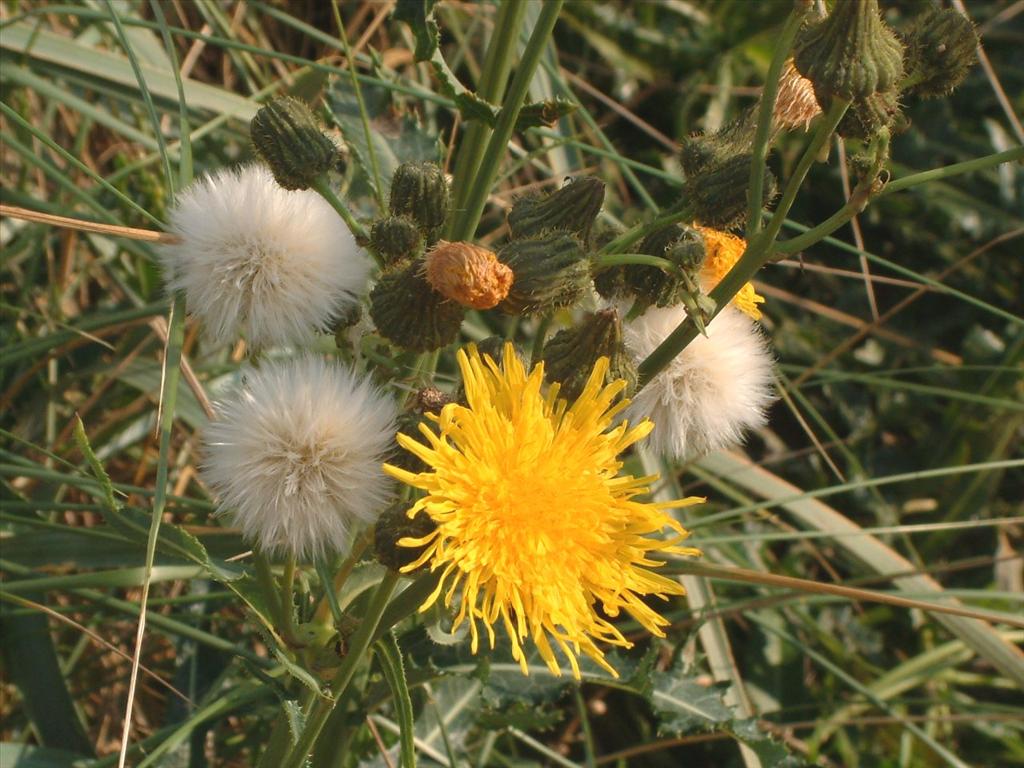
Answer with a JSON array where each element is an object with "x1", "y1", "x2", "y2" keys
[
  {"x1": 591, "y1": 253, "x2": 685, "y2": 273},
  {"x1": 450, "y1": 0, "x2": 565, "y2": 241},
  {"x1": 279, "y1": 571, "x2": 400, "y2": 768},
  {"x1": 596, "y1": 204, "x2": 693, "y2": 257},
  {"x1": 636, "y1": 98, "x2": 850, "y2": 388},
  {"x1": 253, "y1": 551, "x2": 286, "y2": 632},
  {"x1": 309, "y1": 175, "x2": 373, "y2": 254},
  {"x1": 746, "y1": 3, "x2": 812, "y2": 239}
]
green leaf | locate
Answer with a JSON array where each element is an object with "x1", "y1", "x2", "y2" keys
[
  {"x1": 392, "y1": 0, "x2": 440, "y2": 62},
  {"x1": 376, "y1": 633, "x2": 417, "y2": 768},
  {"x1": 0, "y1": 744, "x2": 89, "y2": 768},
  {"x1": 651, "y1": 674, "x2": 733, "y2": 734}
]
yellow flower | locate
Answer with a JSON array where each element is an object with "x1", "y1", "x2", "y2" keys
[
  {"x1": 694, "y1": 225, "x2": 766, "y2": 321},
  {"x1": 384, "y1": 344, "x2": 702, "y2": 678}
]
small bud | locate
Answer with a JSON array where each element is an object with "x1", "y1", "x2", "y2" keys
[
  {"x1": 423, "y1": 241, "x2": 513, "y2": 310},
  {"x1": 683, "y1": 154, "x2": 778, "y2": 231},
  {"x1": 507, "y1": 176, "x2": 606, "y2": 243},
  {"x1": 624, "y1": 224, "x2": 706, "y2": 310},
  {"x1": 679, "y1": 119, "x2": 754, "y2": 178},
  {"x1": 772, "y1": 59, "x2": 823, "y2": 131},
  {"x1": 374, "y1": 502, "x2": 437, "y2": 572},
  {"x1": 387, "y1": 389, "x2": 453, "y2": 474},
  {"x1": 416, "y1": 386, "x2": 452, "y2": 413},
  {"x1": 332, "y1": 302, "x2": 362, "y2": 348},
  {"x1": 901, "y1": 9, "x2": 978, "y2": 99},
  {"x1": 250, "y1": 96, "x2": 337, "y2": 190},
  {"x1": 794, "y1": 0, "x2": 904, "y2": 105},
  {"x1": 541, "y1": 309, "x2": 638, "y2": 401},
  {"x1": 389, "y1": 161, "x2": 450, "y2": 238},
  {"x1": 369, "y1": 261, "x2": 465, "y2": 352},
  {"x1": 838, "y1": 89, "x2": 903, "y2": 141},
  {"x1": 496, "y1": 233, "x2": 591, "y2": 316},
  {"x1": 370, "y1": 215, "x2": 424, "y2": 267}
]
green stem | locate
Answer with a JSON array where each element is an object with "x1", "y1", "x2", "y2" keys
[
  {"x1": 596, "y1": 204, "x2": 692, "y2": 256},
  {"x1": 279, "y1": 571, "x2": 401, "y2": 768},
  {"x1": 331, "y1": 0, "x2": 385, "y2": 208},
  {"x1": 636, "y1": 99, "x2": 849, "y2": 388},
  {"x1": 313, "y1": 529, "x2": 373, "y2": 624},
  {"x1": 280, "y1": 553, "x2": 299, "y2": 644},
  {"x1": 253, "y1": 551, "x2": 285, "y2": 631},
  {"x1": 310, "y1": 175, "x2": 373, "y2": 252},
  {"x1": 530, "y1": 314, "x2": 553, "y2": 366},
  {"x1": 746, "y1": 4, "x2": 810, "y2": 239},
  {"x1": 591, "y1": 253, "x2": 682, "y2": 272},
  {"x1": 448, "y1": 0, "x2": 528, "y2": 237},
  {"x1": 450, "y1": 0, "x2": 565, "y2": 241},
  {"x1": 880, "y1": 146, "x2": 1024, "y2": 196}
]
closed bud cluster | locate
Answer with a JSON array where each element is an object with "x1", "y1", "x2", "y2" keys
[
  {"x1": 679, "y1": 119, "x2": 754, "y2": 178},
  {"x1": 389, "y1": 161, "x2": 450, "y2": 240},
  {"x1": 369, "y1": 261, "x2": 464, "y2": 352},
  {"x1": 250, "y1": 96, "x2": 337, "y2": 191},
  {"x1": 837, "y1": 89, "x2": 905, "y2": 141},
  {"x1": 508, "y1": 176, "x2": 606, "y2": 243},
  {"x1": 424, "y1": 241, "x2": 513, "y2": 310},
  {"x1": 541, "y1": 309, "x2": 637, "y2": 401},
  {"x1": 683, "y1": 154, "x2": 777, "y2": 230},
  {"x1": 794, "y1": 0, "x2": 904, "y2": 105},
  {"x1": 370, "y1": 215, "x2": 424, "y2": 267},
  {"x1": 901, "y1": 9, "x2": 978, "y2": 99},
  {"x1": 496, "y1": 232, "x2": 591, "y2": 315}
]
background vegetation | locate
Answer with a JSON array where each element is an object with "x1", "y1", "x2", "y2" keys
[{"x1": 1, "y1": 1, "x2": 1021, "y2": 766}]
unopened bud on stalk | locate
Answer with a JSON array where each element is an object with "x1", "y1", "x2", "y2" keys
[
  {"x1": 424, "y1": 241, "x2": 513, "y2": 310},
  {"x1": 508, "y1": 176, "x2": 606, "y2": 243},
  {"x1": 387, "y1": 387, "x2": 454, "y2": 474},
  {"x1": 541, "y1": 309, "x2": 638, "y2": 401},
  {"x1": 901, "y1": 9, "x2": 978, "y2": 99},
  {"x1": 250, "y1": 96, "x2": 337, "y2": 190},
  {"x1": 838, "y1": 89, "x2": 904, "y2": 141},
  {"x1": 389, "y1": 161, "x2": 450, "y2": 239},
  {"x1": 374, "y1": 502, "x2": 437, "y2": 572},
  {"x1": 794, "y1": 0, "x2": 904, "y2": 105},
  {"x1": 679, "y1": 119, "x2": 754, "y2": 178},
  {"x1": 496, "y1": 233, "x2": 591, "y2": 315},
  {"x1": 369, "y1": 261, "x2": 464, "y2": 351},
  {"x1": 683, "y1": 154, "x2": 777, "y2": 230},
  {"x1": 370, "y1": 215, "x2": 424, "y2": 267}
]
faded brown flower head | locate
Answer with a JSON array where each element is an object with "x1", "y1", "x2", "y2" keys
[
  {"x1": 773, "y1": 59, "x2": 822, "y2": 132},
  {"x1": 424, "y1": 241, "x2": 513, "y2": 310}
]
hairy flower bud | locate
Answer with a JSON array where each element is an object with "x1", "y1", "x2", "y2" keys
[
  {"x1": 541, "y1": 309, "x2": 637, "y2": 401},
  {"x1": 374, "y1": 502, "x2": 437, "y2": 572},
  {"x1": 507, "y1": 176, "x2": 606, "y2": 243},
  {"x1": 625, "y1": 225, "x2": 706, "y2": 310},
  {"x1": 369, "y1": 261, "x2": 464, "y2": 352},
  {"x1": 371, "y1": 215, "x2": 424, "y2": 267},
  {"x1": 250, "y1": 96, "x2": 337, "y2": 190},
  {"x1": 837, "y1": 89, "x2": 904, "y2": 141},
  {"x1": 496, "y1": 233, "x2": 591, "y2": 315},
  {"x1": 901, "y1": 9, "x2": 978, "y2": 99},
  {"x1": 424, "y1": 241, "x2": 513, "y2": 309},
  {"x1": 389, "y1": 161, "x2": 449, "y2": 239},
  {"x1": 679, "y1": 119, "x2": 754, "y2": 178},
  {"x1": 683, "y1": 154, "x2": 777, "y2": 230},
  {"x1": 794, "y1": 0, "x2": 904, "y2": 105}
]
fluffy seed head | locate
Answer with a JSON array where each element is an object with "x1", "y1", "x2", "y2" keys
[
  {"x1": 424, "y1": 241, "x2": 513, "y2": 309},
  {"x1": 160, "y1": 164, "x2": 370, "y2": 349},
  {"x1": 203, "y1": 356, "x2": 397, "y2": 560},
  {"x1": 624, "y1": 305, "x2": 774, "y2": 460}
]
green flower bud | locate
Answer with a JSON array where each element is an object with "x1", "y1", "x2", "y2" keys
[
  {"x1": 387, "y1": 387, "x2": 453, "y2": 474},
  {"x1": 389, "y1": 161, "x2": 450, "y2": 239},
  {"x1": 679, "y1": 119, "x2": 754, "y2": 178},
  {"x1": 374, "y1": 502, "x2": 437, "y2": 572},
  {"x1": 369, "y1": 261, "x2": 464, "y2": 352},
  {"x1": 683, "y1": 154, "x2": 778, "y2": 230},
  {"x1": 507, "y1": 176, "x2": 606, "y2": 243},
  {"x1": 838, "y1": 89, "x2": 903, "y2": 141},
  {"x1": 370, "y1": 215, "x2": 424, "y2": 267},
  {"x1": 795, "y1": 0, "x2": 904, "y2": 104},
  {"x1": 250, "y1": 96, "x2": 337, "y2": 190},
  {"x1": 625, "y1": 224, "x2": 706, "y2": 310},
  {"x1": 901, "y1": 9, "x2": 978, "y2": 99},
  {"x1": 541, "y1": 309, "x2": 637, "y2": 401},
  {"x1": 496, "y1": 233, "x2": 591, "y2": 316}
]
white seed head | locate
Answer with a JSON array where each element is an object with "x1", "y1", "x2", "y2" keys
[
  {"x1": 624, "y1": 305, "x2": 775, "y2": 460},
  {"x1": 160, "y1": 164, "x2": 369, "y2": 349},
  {"x1": 202, "y1": 356, "x2": 397, "y2": 560}
]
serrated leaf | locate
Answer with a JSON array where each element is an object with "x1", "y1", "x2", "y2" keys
[
  {"x1": 475, "y1": 700, "x2": 562, "y2": 732},
  {"x1": 516, "y1": 98, "x2": 578, "y2": 130},
  {"x1": 651, "y1": 675, "x2": 733, "y2": 734},
  {"x1": 392, "y1": 0, "x2": 440, "y2": 62},
  {"x1": 376, "y1": 633, "x2": 416, "y2": 768}
]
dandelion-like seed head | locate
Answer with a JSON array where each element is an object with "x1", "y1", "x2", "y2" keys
[
  {"x1": 385, "y1": 344, "x2": 701, "y2": 678},
  {"x1": 624, "y1": 305, "x2": 775, "y2": 461},
  {"x1": 203, "y1": 356, "x2": 397, "y2": 560},
  {"x1": 161, "y1": 164, "x2": 370, "y2": 349},
  {"x1": 693, "y1": 225, "x2": 765, "y2": 320}
]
